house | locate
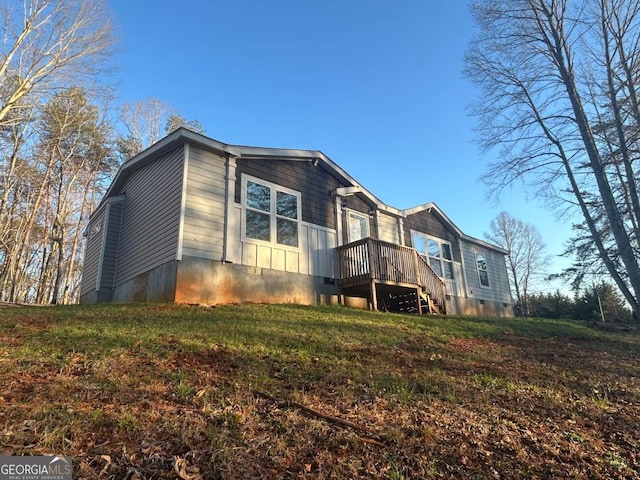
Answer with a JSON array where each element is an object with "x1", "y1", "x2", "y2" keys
[{"x1": 80, "y1": 128, "x2": 513, "y2": 317}]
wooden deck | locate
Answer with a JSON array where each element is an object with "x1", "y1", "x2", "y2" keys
[{"x1": 337, "y1": 238, "x2": 447, "y2": 314}]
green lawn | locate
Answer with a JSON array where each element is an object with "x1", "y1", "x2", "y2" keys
[{"x1": 1, "y1": 303, "x2": 639, "y2": 479}]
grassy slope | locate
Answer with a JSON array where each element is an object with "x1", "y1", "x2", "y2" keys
[{"x1": 0, "y1": 303, "x2": 639, "y2": 479}]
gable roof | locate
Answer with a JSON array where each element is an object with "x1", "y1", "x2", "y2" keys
[
  {"x1": 98, "y1": 128, "x2": 507, "y2": 255},
  {"x1": 101, "y1": 128, "x2": 394, "y2": 212},
  {"x1": 403, "y1": 203, "x2": 508, "y2": 254},
  {"x1": 102, "y1": 128, "x2": 237, "y2": 204}
]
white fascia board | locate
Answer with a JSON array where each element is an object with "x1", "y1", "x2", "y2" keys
[
  {"x1": 402, "y1": 202, "x2": 464, "y2": 237},
  {"x1": 461, "y1": 236, "x2": 509, "y2": 255},
  {"x1": 377, "y1": 203, "x2": 404, "y2": 216},
  {"x1": 180, "y1": 129, "x2": 242, "y2": 157},
  {"x1": 321, "y1": 156, "x2": 399, "y2": 213},
  {"x1": 236, "y1": 145, "x2": 399, "y2": 215},
  {"x1": 402, "y1": 202, "x2": 434, "y2": 217},
  {"x1": 235, "y1": 145, "x2": 323, "y2": 160},
  {"x1": 99, "y1": 128, "x2": 240, "y2": 211},
  {"x1": 402, "y1": 201, "x2": 508, "y2": 255},
  {"x1": 86, "y1": 195, "x2": 126, "y2": 227},
  {"x1": 102, "y1": 129, "x2": 185, "y2": 197},
  {"x1": 330, "y1": 186, "x2": 401, "y2": 216}
]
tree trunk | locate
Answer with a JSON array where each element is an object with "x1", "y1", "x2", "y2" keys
[{"x1": 535, "y1": 0, "x2": 640, "y2": 316}]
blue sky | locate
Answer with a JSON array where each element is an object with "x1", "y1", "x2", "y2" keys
[{"x1": 107, "y1": 0, "x2": 574, "y2": 292}]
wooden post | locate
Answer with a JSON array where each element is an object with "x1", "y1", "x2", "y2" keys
[
  {"x1": 371, "y1": 280, "x2": 378, "y2": 311},
  {"x1": 441, "y1": 282, "x2": 447, "y2": 315},
  {"x1": 416, "y1": 287, "x2": 422, "y2": 314},
  {"x1": 413, "y1": 251, "x2": 421, "y2": 286},
  {"x1": 367, "y1": 238, "x2": 376, "y2": 279}
]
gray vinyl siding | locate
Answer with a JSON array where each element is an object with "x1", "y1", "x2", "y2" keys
[
  {"x1": 100, "y1": 201, "x2": 124, "y2": 289},
  {"x1": 80, "y1": 207, "x2": 106, "y2": 296},
  {"x1": 378, "y1": 212, "x2": 400, "y2": 244},
  {"x1": 461, "y1": 240, "x2": 511, "y2": 304},
  {"x1": 182, "y1": 145, "x2": 226, "y2": 260},
  {"x1": 236, "y1": 158, "x2": 346, "y2": 230},
  {"x1": 405, "y1": 210, "x2": 462, "y2": 262},
  {"x1": 114, "y1": 146, "x2": 184, "y2": 286}
]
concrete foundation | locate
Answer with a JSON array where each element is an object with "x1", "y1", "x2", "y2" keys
[
  {"x1": 174, "y1": 256, "x2": 340, "y2": 305},
  {"x1": 81, "y1": 255, "x2": 512, "y2": 317},
  {"x1": 111, "y1": 261, "x2": 177, "y2": 303},
  {"x1": 445, "y1": 296, "x2": 513, "y2": 317}
]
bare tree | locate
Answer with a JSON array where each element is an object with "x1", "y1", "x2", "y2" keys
[
  {"x1": 0, "y1": 0, "x2": 116, "y2": 127},
  {"x1": 35, "y1": 87, "x2": 113, "y2": 304},
  {"x1": 485, "y1": 211, "x2": 551, "y2": 316},
  {"x1": 0, "y1": 0, "x2": 116, "y2": 302},
  {"x1": 117, "y1": 98, "x2": 206, "y2": 161},
  {"x1": 0, "y1": 87, "x2": 113, "y2": 304},
  {"x1": 465, "y1": 0, "x2": 640, "y2": 318}
]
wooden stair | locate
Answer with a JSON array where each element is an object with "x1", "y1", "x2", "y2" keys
[
  {"x1": 338, "y1": 238, "x2": 447, "y2": 315},
  {"x1": 379, "y1": 288, "x2": 444, "y2": 315},
  {"x1": 419, "y1": 291, "x2": 443, "y2": 315}
]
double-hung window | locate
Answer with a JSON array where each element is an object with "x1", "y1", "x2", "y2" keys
[
  {"x1": 243, "y1": 176, "x2": 300, "y2": 248},
  {"x1": 475, "y1": 252, "x2": 490, "y2": 287},
  {"x1": 411, "y1": 231, "x2": 454, "y2": 280}
]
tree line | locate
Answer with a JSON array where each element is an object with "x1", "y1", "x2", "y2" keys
[
  {"x1": 0, "y1": 0, "x2": 202, "y2": 304},
  {"x1": 485, "y1": 210, "x2": 633, "y2": 322},
  {"x1": 516, "y1": 285, "x2": 632, "y2": 323}
]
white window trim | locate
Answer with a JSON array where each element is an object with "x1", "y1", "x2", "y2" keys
[
  {"x1": 410, "y1": 230, "x2": 455, "y2": 281},
  {"x1": 346, "y1": 209, "x2": 370, "y2": 242},
  {"x1": 474, "y1": 250, "x2": 491, "y2": 288},
  {"x1": 241, "y1": 174, "x2": 301, "y2": 251}
]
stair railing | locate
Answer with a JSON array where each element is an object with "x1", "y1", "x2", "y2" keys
[
  {"x1": 414, "y1": 253, "x2": 447, "y2": 314},
  {"x1": 338, "y1": 238, "x2": 447, "y2": 313}
]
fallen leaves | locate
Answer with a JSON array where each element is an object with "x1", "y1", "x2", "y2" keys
[
  {"x1": 174, "y1": 456, "x2": 202, "y2": 480},
  {"x1": 1, "y1": 304, "x2": 640, "y2": 479}
]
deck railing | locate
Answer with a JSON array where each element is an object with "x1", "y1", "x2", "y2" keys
[{"x1": 337, "y1": 238, "x2": 447, "y2": 309}]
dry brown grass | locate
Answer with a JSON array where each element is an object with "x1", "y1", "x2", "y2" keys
[{"x1": 0, "y1": 303, "x2": 639, "y2": 479}]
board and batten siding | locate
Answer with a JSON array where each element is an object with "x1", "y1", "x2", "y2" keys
[
  {"x1": 461, "y1": 240, "x2": 511, "y2": 304},
  {"x1": 80, "y1": 207, "x2": 106, "y2": 296},
  {"x1": 232, "y1": 204, "x2": 337, "y2": 278},
  {"x1": 377, "y1": 212, "x2": 400, "y2": 244},
  {"x1": 114, "y1": 146, "x2": 184, "y2": 286},
  {"x1": 181, "y1": 145, "x2": 227, "y2": 260}
]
